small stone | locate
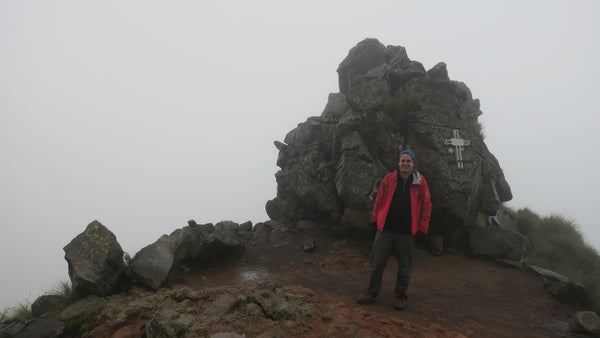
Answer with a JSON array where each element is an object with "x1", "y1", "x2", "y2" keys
[
  {"x1": 570, "y1": 311, "x2": 600, "y2": 336},
  {"x1": 303, "y1": 239, "x2": 316, "y2": 253}
]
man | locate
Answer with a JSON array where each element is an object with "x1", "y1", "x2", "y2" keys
[{"x1": 357, "y1": 149, "x2": 432, "y2": 310}]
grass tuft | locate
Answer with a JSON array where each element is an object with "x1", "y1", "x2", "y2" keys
[
  {"x1": 2, "y1": 302, "x2": 33, "y2": 321},
  {"x1": 0, "y1": 280, "x2": 84, "y2": 323},
  {"x1": 47, "y1": 280, "x2": 83, "y2": 315}
]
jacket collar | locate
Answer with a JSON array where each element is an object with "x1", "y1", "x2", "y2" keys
[{"x1": 395, "y1": 169, "x2": 422, "y2": 184}]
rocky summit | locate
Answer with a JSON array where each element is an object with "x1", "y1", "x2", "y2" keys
[
  {"x1": 3, "y1": 39, "x2": 598, "y2": 338},
  {"x1": 266, "y1": 38, "x2": 515, "y2": 254}
]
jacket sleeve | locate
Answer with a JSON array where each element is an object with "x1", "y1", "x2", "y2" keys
[
  {"x1": 418, "y1": 177, "x2": 432, "y2": 233},
  {"x1": 371, "y1": 176, "x2": 388, "y2": 223}
]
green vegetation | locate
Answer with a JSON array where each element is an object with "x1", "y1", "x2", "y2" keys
[
  {"x1": 47, "y1": 280, "x2": 83, "y2": 315},
  {"x1": 124, "y1": 251, "x2": 133, "y2": 266},
  {"x1": 0, "y1": 280, "x2": 83, "y2": 323},
  {"x1": 509, "y1": 206, "x2": 600, "y2": 312},
  {"x1": 384, "y1": 92, "x2": 423, "y2": 125},
  {"x1": 1, "y1": 302, "x2": 33, "y2": 322},
  {"x1": 476, "y1": 212, "x2": 487, "y2": 228}
]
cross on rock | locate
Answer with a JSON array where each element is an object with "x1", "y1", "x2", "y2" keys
[{"x1": 445, "y1": 129, "x2": 470, "y2": 169}]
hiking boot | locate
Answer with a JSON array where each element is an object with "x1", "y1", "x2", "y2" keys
[
  {"x1": 393, "y1": 296, "x2": 407, "y2": 311},
  {"x1": 357, "y1": 292, "x2": 377, "y2": 304}
]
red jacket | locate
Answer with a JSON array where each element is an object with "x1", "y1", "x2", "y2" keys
[{"x1": 371, "y1": 170, "x2": 432, "y2": 235}]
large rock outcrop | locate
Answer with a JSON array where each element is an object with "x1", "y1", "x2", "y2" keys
[
  {"x1": 129, "y1": 220, "x2": 247, "y2": 290},
  {"x1": 266, "y1": 38, "x2": 512, "y2": 250}
]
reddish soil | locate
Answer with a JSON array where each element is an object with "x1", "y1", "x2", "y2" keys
[{"x1": 181, "y1": 228, "x2": 579, "y2": 337}]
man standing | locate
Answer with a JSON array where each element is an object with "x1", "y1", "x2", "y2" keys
[{"x1": 357, "y1": 149, "x2": 432, "y2": 310}]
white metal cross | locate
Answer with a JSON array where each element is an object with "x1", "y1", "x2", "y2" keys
[{"x1": 444, "y1": 129, "x2": 470, "y2": 168}]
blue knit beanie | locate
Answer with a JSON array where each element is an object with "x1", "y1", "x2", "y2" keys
[{"x1": 399, "y1": 149, "x2": 415, "y2": 162}]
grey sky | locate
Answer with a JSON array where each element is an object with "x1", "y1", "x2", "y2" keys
[{"x1": 1, "y1": 1, "x2": 598, "y2": 311}]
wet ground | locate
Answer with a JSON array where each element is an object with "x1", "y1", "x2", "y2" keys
[{"x1": 179, "y1": 228, "x2": 579, "y2": 337}]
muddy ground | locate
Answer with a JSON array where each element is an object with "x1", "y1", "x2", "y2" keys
[{"x1": 179, "y1": 228, "x2": 580, "y2": 337}]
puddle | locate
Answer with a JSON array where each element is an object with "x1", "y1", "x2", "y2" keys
[
  {"x1": 210, "y1": 332, "x2": 246, "y2": 338},
  {"x1": 240, "y1": 270, "x2": 269, "y2": 282}
]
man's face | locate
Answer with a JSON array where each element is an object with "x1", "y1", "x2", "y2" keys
[{"x1": 398, "y1": 154, "x2": 414, "y2": 177}]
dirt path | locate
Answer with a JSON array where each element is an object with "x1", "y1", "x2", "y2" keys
[{"x1": 181, "y1": 229, "x2": 578, "y2": 337}]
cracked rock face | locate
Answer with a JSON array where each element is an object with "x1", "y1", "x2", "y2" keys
[{"x1": 267, "y1": 38, "x2": 511, "y2": 247}]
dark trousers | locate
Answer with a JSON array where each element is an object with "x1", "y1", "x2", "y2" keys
[{"x1": 366, "y1": 231, "x2": 414, "y2": 298}]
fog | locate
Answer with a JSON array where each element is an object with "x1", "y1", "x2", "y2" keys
[{"x1": 1, "y1": 1, "x2": 599, "y2": 311}]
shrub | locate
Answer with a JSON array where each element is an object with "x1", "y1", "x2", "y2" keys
[
  {"x1": 512, "y1": 207, "x2": 600, "y2": 312},
  {"x1": 513, "y1": 207, "x2": 542, "y2": 238}
]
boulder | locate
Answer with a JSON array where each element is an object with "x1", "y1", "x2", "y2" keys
[
  {"x1": 527, "y1": 265, "x2": 589, "y2": 307},
  {"x1": 239, "y1": 221, "x2": 253, "y2": 232},
  {"x1": 252, "y1": 222, "x2": 272, "y2": 245},
  {"x1": 488, "y1": 208, "x2": 521, "y2": 234},
  {"x1": 129, "y1": 221, "x2": 245, "y2": 290},
  {"x1": 266, "y1": 38, "x2": 513, "y2": 253},
  {"x1": 129, "y1": 239, "x2": 174, "y2": 290},
  {"x1": 570, "y1": 311, "x2": 600, "y2": 337},
  {"x1": 63, "y1": 220, "x2": 126, "y2": 296},
  {"x1": 469, "y1": 225, "x2": 531, "y2": 261},
  {"x1": 31, "y1": 294, "x2": 62, "y2": 317}
]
